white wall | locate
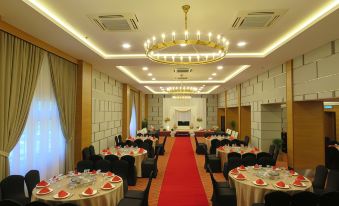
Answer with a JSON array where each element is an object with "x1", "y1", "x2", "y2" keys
[
  {"x1": 218, "y1": 92, "x2": 225, "y2": 108},
  {"x1": 227, "y1": 86, "x2": 238, "y2": 108},
  {"x1": 92, "y1": 70, "x2": 123, "y2": 152}
]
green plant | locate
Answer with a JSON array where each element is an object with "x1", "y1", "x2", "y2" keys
[
  {"x1": 196, "y1": 117, "x2": 203, "y2": 122},
  {"x1": 272, "y1": 139, "x2": 282, "y2": 150},
  {"x1": 164, "y1": 117, "x2": 171, "y2": 123},
  {"x1": 230, "y1": 120, "x2": 236, "y2": 130},
  {"x1": 142, "y1": 118, "x2": 148, "y2": 129}
]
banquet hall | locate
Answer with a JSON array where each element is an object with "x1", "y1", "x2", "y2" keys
[{"x1": 1, "y1": 0, "x2": 339, "y2": 206}]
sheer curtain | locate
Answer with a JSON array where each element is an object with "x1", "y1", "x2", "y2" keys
[
  {"x1": 129, "y1": 95, "x2": 137, "y2": 137},
  {"x1": 9, "y1": 54, "x2": 66, "y2": 180}
]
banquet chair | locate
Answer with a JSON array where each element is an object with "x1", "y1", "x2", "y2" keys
[
  {"x1": 243, "y1": 136, "x2": 250, "y2": 146},
  {"x1": 242, "y1": 152, "x2": 256, "y2": 159},
  {"x1": 111, "y1": 160, "x2": 129, "y2": 194},
  {"x1": 208, "y1": 166, "x2": 236, "y2": 206},
  {"x1": 0, "y1": 199, "x2": 22, "y2": 206},
  {"x1": 318, "y1": 191, "x2": 339, "y2": 206},
  {"x1": 124, "y1": 171, "x2": 154, "y2": 206},
  {"x1": 115, "y1": 136, "x2": 122, "y2": 147},
  {"x1": 207, "y1": 165, "x2": 229, "y2": 189},
  {"x1": 210, "y1": 139, "x2": 221, "y2": 154},
  {"x1": 125, "y1": 140, "x2": 134, "y2": 147},
  {"x1": 268, "y1": 144, "x2": 276, "y2": 157},
  {"x1": 257, "y1": 157, "x2": 275, "y2": 167},
  {"x1": 82, "y1": 147, "x2": 90, "y2": 160},
  {"x1": 220, "y1": 139, "x2": 230, "y2": 146},
  {"x1": 94, "y1": 160, "x2": 111, "y2": 172},
  {"x1": 312, "y1": 165, "x2": 328, "y2": 194},
  {"x1": 24, "y1": 170, "x2": 40, "y2": 198},
  {"x1": 227, "y1": 152, "x2": 241, "y2": 160},
  {"x1": 194, "y1": 136, "x2": 207, "y2": 155},
  {"x1": 242, "y1": 156, "x2": 257, "y2": 167},
  {"x1": 89, "y1": 154, "x2": 103, "y2": 163},
  {"x1": 265, "y1": 191, "x2": 291, "y2": 206},
  {"x1": 88, "y1": 145, "x2": 95, "y2": 156},
  {"x1": 0, "y1": 175, "x2": 30, "y2": 205},
  {"x1": 230, "y1": 139, "x2": 241, "y2": 146},
  {"x1": 327, "y1": 147, "x2": 339, "y2": 170},
  {"x1": 104, "y1": 154, "x2": 119, "y2": 163},
  {"x1": 324, "y1": 169, "x2": 339, "y2": 192},
  {"x1": 142, "y1": 148, "x2": 160, "y2": 178},
  {"x1": 121, "y1": 155, "x2": 137, "y2": 185},
  {"x1": 256, "y1": 152, "x2": 272, "y2": 160},
  {"x1": 204, "y1": 148, "x2": 221, "y2": 173},
  {"x1": 143, "y1": 139, "x2": 155, "y2": 158},
  {"x1": 117, "y1": 198, "x2": 142, "y2": 206},
  {"x1": 291, "y1": 191, "x2": 318, "y2": 206},
  {"x1": 223, "y1": 157, "x2": 242, "y2": 180},
  {"x1": 272, "y1": 145, "x2": 280, "y2": 164},
  {"x1": 76, "y1": 160, "x2": 93, "y2": 172},
  {"x1": 134, "y1": 139, "x2": 144, "y2": 148},
  {"x1": 58, "y1": 203, "x2": 79, "y2": 206},
  {"x1": 155, "y1": 135, "x2": 167, "y2": 155},
  {"x1": 26, "y1": 201, "x2": 50, "y2": 206}
]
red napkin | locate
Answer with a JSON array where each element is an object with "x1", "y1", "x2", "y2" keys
[
  {"x1": 239, "y1": 165, "x2": 246, "y2": 170},
  {"x1": 276, "y1": 181, "x2": 285, "y2": 187},
  {"x1": 117, "y1": 152, "x2": 121, "y2": 156},
  {"x1": 102, "y1": 149, "x2": 107, "y2": 153},
  {"x1": 249, "y1": 150, "x2": 255, "y2": 153},
  {"x1": 138, "y1": 148, "x2": 144, "y2": 153},
  {"x1": 103, "y1": 182, "x2": 112, "y2": 189},
  {"x1": 39, "y1": 187, "x2": 50, "y2": 194},
  {"x1": 58, "y1": 190, "x2": 68, "y2": 198},
  {"x1": 272, "y1": 166, "x2": 277, "y2": 170},
  {"x1": 297, "y1": 175, "x2": 305, "y2": 181},
  {"x1": 254, "y1": 164, "x2": 260, "y2": 169},
  {"x1": 129, "y1": 151, "x2": 134, "y2": 155},
  {"x1": 106, "y1": 172, "x2": 113, "y2": 176},
  {"x1": 236, "y1": 173, "x2": 245, "y2": 179},
  {"x1": 256, "y1": 179, "x2": 264, "y2": 185},
  {"x1": 231, "y1": 168, "x2": 239, "y2": 174},
  {"x1": 229, "y1": 137, "x2": 234, "y2": 140},
  {"x1": 91, "y1": 170, "x2": 96, "y2": 175},
  {"x1": 112, "y1": 176, "x2": 122, "y2": 182},
  {"x1": 37, "y1": 180, "x2": 49, "y2": 187},
  {"x1": 230, "y1": 149, "x2": 234, "y2": 152},
  {"x1": 290, "y1": 170, "x2": 295, "y2": 175},
  {"x1": 293, "y1": 179, "x2": 302, "y2": 186},
  {"x1": 207, "y1": 136, "x2": 212, "y2": 139},
  {"x1": 218, "y1": 146, "x2": 224, "y2": 150},
  {"x1": 107, "y1": 151, "x2": 112, "y2": 155},
  {"x1": 84, "y1": 187, "x2": 93, "y2": 195},
  {"x1": 240, "y1": 150, "x2": 244, "y2": 154},
  {"x1": 254, "y1": 147, "x2": 259, "y2": 151}
]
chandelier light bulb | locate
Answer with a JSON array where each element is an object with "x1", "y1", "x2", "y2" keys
[
  {"x1": 197, "y1": 31, "x2": 200, "y2": 40},
  {"x1": 208, "y1": 32, "x2": 212, "y2": 41},
  {"x1": 184, "y1": 30, "x2": 188, "y2": 40},
  {"x1": 161, "y1": 33, "x2": 166, "y2": 42},
  {"x1": 172, "y1": 32, "x2": 176, "y2": 41}
]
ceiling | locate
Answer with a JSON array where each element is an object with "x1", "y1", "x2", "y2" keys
[{"x1": 1, "y1": 0, "x2": 339, "y2": 94}]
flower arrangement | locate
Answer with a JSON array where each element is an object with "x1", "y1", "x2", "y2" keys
[
  {"x1": 196, "y1": 117, "x2": 203, "y2": 122},
  {"x1": 164, "y1": 117, "x2": 171, "y2": 123}
]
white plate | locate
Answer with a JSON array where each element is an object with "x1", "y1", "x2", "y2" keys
[
  {"x1": 234, "y1": 174, "x2": 246, "y2": 180},
  {"x1": 252, "y1": 181, "x2": 268, "y2": 186},
  {"x1": 53, "y1": 192, "x2": 71, "y2": 199},
  {"x1": 101, "y1": 183, "x2": 116, "y2": 190},
  {"x1": 110, "y1": 176, "x2": 122, "y2": 183},
  {"x1": 238, "y1": 167, "x2": 246, "y2": 171},
  {"x1": 81, "y1": 189, "x2": 98, "y2": 196},
  {"x1": 293, "y1": 182, "x2": 306, "y2": 187},
  {"x1": 36, "y1": 182, "x2": 50, "y2": 188},
  {"x1": 36, "y1": 188, "x2": 53, "y2": 195},
  {"x1": 290, "y1": 172, "x2": 298, "y2": 176},
  {"x1": 275, "y1": 184, "x2": 290, "y2": 189}
]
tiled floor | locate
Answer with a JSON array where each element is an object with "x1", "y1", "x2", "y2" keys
[{"x1": 128, "y1": 136, "x2": 289, "y2": 206}]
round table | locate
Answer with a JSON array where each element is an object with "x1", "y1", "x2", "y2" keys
[
  {"x1": 228, "y1": 166, "x2": 313, "y2": 206},
  {"x1": 205, "y1": 136, "x2": 229, "y2": 154},
  {"x1": 102, "y1": 147, "x2": 147, "y2": 177},
  {"x1": 217, "y1": 146, "x2": 261, "y2": 171},
  {"x1": 32, "y1": 174, "x2": 124, "y2": 206}
]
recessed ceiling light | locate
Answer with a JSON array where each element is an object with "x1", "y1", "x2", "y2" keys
[
  {"x1": 212, "y1": 73, "x2": 217, "y2": 76},
  {"x1": 142, "y1": 67, "x2": 148, "y2": 71},
  {"x1": 152, "y1": 78, "x2": 156, "y2": 80},
  {"x1": 208, "y1": 77, "x2": 213, "y2": 80},
  {"x1": 148, "y1": 73, "x2": 152, "y2": 76},
  {"x1": 122, "y1": 43, "x2": 131, "y2": 49},
  {"x1": 202, "y1": 85, "x2": 205, "y2": 87},
  {"x1": 217, "y1": 66, "x2": 223, "y2": 70},
  {"x1": 237, "y1": 41, "x2": 247, "y2": 47}
]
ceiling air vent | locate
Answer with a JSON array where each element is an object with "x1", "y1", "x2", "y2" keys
[
  {"x1": 176, "y1": 76, "x2": 189, "y2": 80},
  {"x1": 231, "y1": 9, "x2": 287, "y2": 29},
  {"x1": 88, "y1": 13, "x2": 139, "y2": 32},
  {"x1": 174, "y1": 68, "x2": 192, "y2": 73}
]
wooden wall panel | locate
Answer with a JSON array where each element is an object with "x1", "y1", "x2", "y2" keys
[
  {"x1": 240, "y1": 106, "x2": 251, "y2": 139},
  {"x1": 75, "y1": 61, "x2": 92, "y2": 164},
  {"x1": 293, "y1": 101, "x2": 325, "y2": 169},
  {"x1": 217, "y1": 108, "x2": 225, "y2": 129},
  {"x1": 237, "y1": 85, "x2": 242, "y2": 137},
  {"x1": 324, "y1": 105, "x2": 339, "y2": 141},
  {"x1": 286, "y1": 60, "x2": 295, "y2": 167},
  {"x1": 224, "y1": 91, "x2": 227, "y2": 130}
]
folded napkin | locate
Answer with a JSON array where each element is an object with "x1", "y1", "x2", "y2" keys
[
  {"x1": 218, "y1": 146, "x2": 224, "y2": 150},
  {"x1": 297, "y1": 175, "x2": 305, "y2": 181},
  {"x1": 231, "y1": 168, "x2": 239, "y2": 174},
  {"x1": 229, "y1": 149, "x2": 234, "y2": 152},
  {"x1": 249, "y1": 150, "x2": 255, "y2": 154},
  {"x1": 276, "y1": 181, "x2": 286, "y2": 187},
  {"x1": 112, "y1": 176, "x2": 122, "y2": 182},
  {"x1": 290, "y1": 170, "x2": 295, "y2": 175},
  {"x1": 293, "y1": 179, "x2": 302, "y2": 186},
  {"x1": 91, "y1": 170, "x2": 96, "y2": 175},
  {"x1": 129, "y1": 151, "x2": 134, "y2": 155},
  {"x1": 272, "y1": 166, "x2": 277, "y2": 170},
  {"x1": 102, "y1": 149, "x2": 107, "y2": 153},
  {"x1": 58, "y1": 190, "x2": 68, "y2": 198},
  {"x1": 116, "y1": 152, "x2": 121, "y2": 156},
  {"x1": 240, "y1": 150, "x2": 244, "y2": 154},
  {"x1": 254, "y1": 164, "x2": 260, "y2": 169},
  {"x1": 256, "y1": 179, "x2": 264, "y2": 185},
  {"x1": 37, "y1": 180, "x2": 49, "y2": 187},
  {"x1": 236, "y1": 173, "x2": 245, "y2": 179},
  {"x1": 138, "y1": 148, "x2": 144, "y2": 153},
  {"x1": 106, "y1": 171, "x2": 113, "y2": 176},
  {"x1": 239, "y1": 165, "x2": 246, "y2": 170},
  {"x1": 39, "y1": 187, "x2": 50, "y2": 194},
  {"x1": 84, "y1": 187, "x2": 93, "y2": 195},
  {"x1": 229, "y1": 137, "x2": 234, "y2": 140},
  {"x1": 254, "y1": 147, "x2": 259, "y2": 151},
  {"x1": 103, "y1": 182, "x2": 112, "y2": 189}
]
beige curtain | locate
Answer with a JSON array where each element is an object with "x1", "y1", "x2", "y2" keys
[
  {"x1": 48, "y1": 53, "x2": 77, "y2": 172},
  {"x1": 0, "y1": 31, "x2": 45, "y2": 180}
]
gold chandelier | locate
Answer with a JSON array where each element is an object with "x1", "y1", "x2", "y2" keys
[
  {"x1": 144, "y1": 5, "x2": 229, "y2": 65},
  {"x1": 165, "y1": 86, "x2": 198, "y2": 94}
]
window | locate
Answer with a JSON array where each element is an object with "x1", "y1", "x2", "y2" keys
[
  {"x1": 129, "y1": 95, "x2": 137, "y2": 137},
  {"x1": 9, "y1": 54, "x2": 66, "y2": 180}
]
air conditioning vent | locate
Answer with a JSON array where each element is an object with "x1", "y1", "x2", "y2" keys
[
  {"x1": 231, "y1": 9, "x2": 287, "y2": 29},
  {"x1": 176, "y1": 76, "x2": 189, "y2": 80},
  {"x1": 174, "y1": 68, "x2": 192, "y2": 73},
  {"x1": 88, "y1": 13, "x2": 139, "y2": 32}
]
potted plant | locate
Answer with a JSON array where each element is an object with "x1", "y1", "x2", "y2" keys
[
  {"x1": 170, "y1": 128, "x2": 175, "y2": 137},
  {"x1": 142, "y1": 118, "x2": 148, "y2": 129},
  {"x1": 230, "y1": 120, "x2": 236, "y2": 130},
  {"x1": 164, "y1": 117, "x2": 171, "y2": 123},
  {"x1": 272, "y1": 139, "x2": 282, "y2": 151}
]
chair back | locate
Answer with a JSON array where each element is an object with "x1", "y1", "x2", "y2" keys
[
  {"x1": 242, "y1": 152, "x2": 256, "y2": 159},
  {"x1": 268, "y1": 144, "x2": 276, "y2": 156},
  {"x1": 0, "y1": 175, "x2": 26, "y2": 200},
  {"x1": 25, "y1": 170, "x2": 40, "y2": 198},
  {"x1": 121, "y1": 155, "x2": 136, "y2": 170},
  {"x1": 163, "y1": 135, "x2": 168, "y2": 147},
  {"x1": 319, "y1": 191, "x2": 339, "y2": 206},
  {"x1": 0, "y1": 200, "x2": 22, "y2": 206},
  {"x1": 230, "y1": 139, "x2": 241, "y2": 146},
  {"x1": 94, "y1": 159, "x2": 111, "y2": 172},
  {"x1": 26, "y1": 201, "x2": 50, "y2": 206},
  {"x1": 265, "y1": 191, "x2": 291, "y2": 206},
  {"x1": 327, "y1": 147, "x2": 339, "y2": 169},
  {"x1": 210, "y1": 139, "x2": 220, "y2": 154},
  {"x1": 104, "y1": 154, "x2": 119, "y2": 163},
  {"x1": 242, "y1": 156, "x2": 256, "y2": 166},
  {"x1": 77, "y1": 160, "x2": 93, "y2": 172},
  {"x1": 88, "y1": 145, "x2": 95, "y2": 156},
  {"x1": 142, "y1": 171, "x2": 154, "y2": 205},
  {"x1": 111, "y1": 159, "x2": 129, "y2": 179},
  {"x1": 256, "y1": 152, "x2": 272, "y2": 160},
  {"x1": 325, "y1": 169, "x2": 339, "y2": 192},
  {"x1": 291, "y1": 191, "x2": 318, "y2": 206},
  {"x1": 134, "y1": 139, "x2": 144, "y2": 147},
  {"x1": 226, "y1": 157, "x2": 243, "y2": 175},
  {"x1": 89, "y1": 154, "x2": 103, "y2": 163},
  {"x1": 257, "y1": 157, "x2": 275, "y2": 167},
  {"x1": 273, "y1": 144, "x2": 280, "y2": 163},
  {"x1": 115, "y1": 136, "x2": 120, "y2": 146},
  {"x1": 312, "y1": 165, "x2": 328, "y2": 190},
  {"x1": 243, "y1": 136, "x2": 250, "y2": 146},
  {"x1": 220, "y1": 139, "x2": 230, "y2": 146},
  {"x1": 227, "y1": 152, "x2": 241, "y2": 160},
  {"x1": 82, "y1": 147, "x2": 90, "y2": 160},
  {"x1": 194, "y1": 136, "x2": 199, "y2": 147}
]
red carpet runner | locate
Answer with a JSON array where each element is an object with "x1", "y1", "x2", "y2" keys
[{"x1": 158, "y1": 137, "x2": 209, "y2": 206}]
